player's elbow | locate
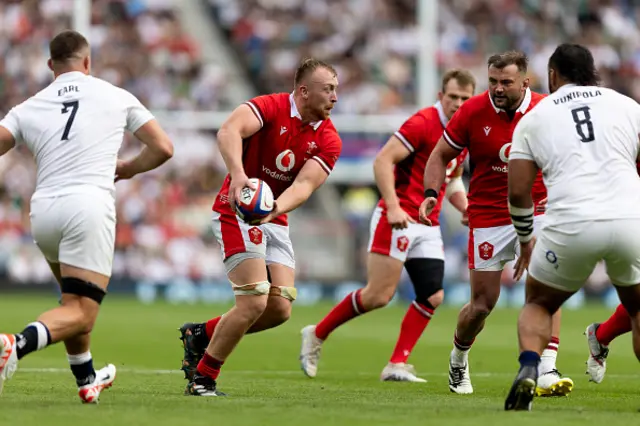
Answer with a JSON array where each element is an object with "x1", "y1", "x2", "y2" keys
[{"x1": 157, "y1": 136, "x2": 174, "y2": 160}]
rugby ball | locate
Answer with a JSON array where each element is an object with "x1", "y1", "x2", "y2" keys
[{"x1": 235, "y1": 178, "x2": 274, "y2": 222}]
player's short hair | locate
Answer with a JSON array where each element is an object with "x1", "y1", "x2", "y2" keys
[
  {"x1": 294, "y1": 58, "x2": 337, "y2": 86},
  {"x1": 548, "y1": 43, "x2": 600, "y2": 86},
  {"x1": 50, "y1": 30, "x2": 89, "y2": 63},
  {"x1": 487, "y1": 51, "x2": 528, "y2": 73},
  {"x1": 442, "y1": 69, "x2": 476, "y2": 93}
]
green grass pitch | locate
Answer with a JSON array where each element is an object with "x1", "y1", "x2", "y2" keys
[{"x1": 0, "y1": 295, "x2": 638, "y2": 425}]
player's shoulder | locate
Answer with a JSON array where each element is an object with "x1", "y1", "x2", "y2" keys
[
  {"x1": 529, "y1": 91, "x2": 547, "y2": 106},
  {"x1": 249, "y1": 92, "x2": 289, "y2": 106},
  {"x1": 319, "y1": 119, "x2": 342, "y2": 144}
]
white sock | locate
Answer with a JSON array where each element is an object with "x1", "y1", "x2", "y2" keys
[
  {"x1": 451, "y1": 346, "x2": 469, "y2": 366},
  {"x1": 539, "y1": 348, "x2": 558, "y2": 374},
  {"x1": 67, "y1": 351, "x2": 92, "y2": 365}
]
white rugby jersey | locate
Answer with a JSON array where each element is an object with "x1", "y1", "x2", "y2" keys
[
  {"x1": 0, "y1": 71, "x2": 154, "y2": 199},
  {"x1": 510, "y1": 84, "x2": 640, "y2": 226}
]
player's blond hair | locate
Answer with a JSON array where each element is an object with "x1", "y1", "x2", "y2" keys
[{"x1": 294, "y1": 58, "x2": 337, "y2": 86}]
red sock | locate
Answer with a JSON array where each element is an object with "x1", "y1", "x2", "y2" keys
[
  {"x1": 389, "y1": 301, "x2": 434, "y2": 364},
  {"x1": 596, "y1": 304, "x2": 632, "y2": 346},
  {"x1": 197, "y1": 352, "x2": 224, "y2": 380},
  {"x1": 545, "y1": 336, "x2": 559, "y2": 352},
  {"x1": 315, "y1": 289, "x2": 367, "y2": 340},
  {"x1": 205, "y1": 316, "x2": 223, "y2": 340},
  {"x1": 453, "y1": 331, "x2": 475, "y2": 351}
]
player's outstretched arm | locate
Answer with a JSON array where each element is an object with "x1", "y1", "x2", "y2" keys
[
  {"x1": 508, "y1": 158, "x2": 538, "y2": 280},
  {"x1": 116, "y1": 119, "x2": 174, "y2": 181},
  {"x1": 259, "y1": 160, "x2": 329, "y2": 224},
  {"x1": 0, "y1": 126, "x2": 16, "y2": 157},
  {"x1": 373, "y1": 135, "x2": 415, "y2": 229}
]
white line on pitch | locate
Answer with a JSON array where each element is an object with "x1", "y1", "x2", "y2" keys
[{"x1": 19, "y1": 368, "x2": 636, "y2": 379}]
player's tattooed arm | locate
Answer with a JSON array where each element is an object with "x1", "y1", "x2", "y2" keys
[{"x1": 0, "y1": 126, "x2": 16, "y2": 156}]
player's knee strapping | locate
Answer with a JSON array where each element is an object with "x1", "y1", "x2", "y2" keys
[
  {"x1": 60, "y1": 277, "x2": 107, "y2": 304},
  {"x1": 405, "y1": 258, "x2": 445, "y2": 308},
  {"x1": 269, "y1": 286, "x2": 297, "y2": 301},
  {"x1": 231, "y1": 281, "x2": 270, "y2": 296}
]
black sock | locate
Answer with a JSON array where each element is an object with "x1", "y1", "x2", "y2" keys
[
  {"x1": 16, "y1": 322, "x2": 51, "y2": 360},
  {"x1": 519, "y1": 350, "x2": 541, "y2": 368},
  {"x1": 68, "y1": 352, "x2": 96, "y2": 387}
]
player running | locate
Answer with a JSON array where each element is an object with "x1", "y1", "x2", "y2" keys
[
  {"x1": 419, "y1": 51, "x2": 573, "y2": 396},
  {"x1": 178, "y1": 59, "x2": 342, "y2": 396},
  {"x1": 0, "y1": 30, "x2": 173, "y2": 402},
  {"x1": 504, "y1": 43, "x2": 640, "y2": 411},
  {"x1": 298, "y1": 69, "x2": 475, "y2": 382}
]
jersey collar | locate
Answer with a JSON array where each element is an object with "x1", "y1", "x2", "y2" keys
[
  {"x1": 489, "y1": 87, "x2": 532, "y2": 114},
  {"x1": 434, "y1": 101, "x2": 448, "y2": 127},
  {"x1": 55, "y1": 71, "x2": 87, "y2": 82},
  {"x1": 290, "y1": 93, "x2": 323, "y2": 131}
]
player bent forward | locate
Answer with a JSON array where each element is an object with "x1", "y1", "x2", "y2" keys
[
  {"x1": 178, "y1": 59, "x2": 342, "y2": 396},
  {"x1": 0, "y1": 31, "x2": 173, "y2": 402}
]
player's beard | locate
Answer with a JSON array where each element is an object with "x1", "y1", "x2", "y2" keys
[{"x1": 491, "y1": 92, "x2": 520, "y2": 111}]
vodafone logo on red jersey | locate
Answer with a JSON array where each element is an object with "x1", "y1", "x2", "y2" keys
[
  {"x1": 275, "y1": 149, "x2": 296, "y2": 172},
  {"x1": 492, "y1": 142, "x2": 511, "y2": 173}
]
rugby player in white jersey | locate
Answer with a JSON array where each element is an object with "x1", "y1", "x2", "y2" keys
[
  {"x1": 504, "y1": 43, "x2": 640, "y2": 411},
  {"x1": 0, "y1": 30, "x2": 173, "y2": 403}
]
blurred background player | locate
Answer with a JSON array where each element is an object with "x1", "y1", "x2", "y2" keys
[
  {"x1": 419, "y1": 51, "x2": 573, "y2": 396},
  {"x1": 179, "y1": 59, "x2": 342, "y2": 396},
  {"x1": 0, "y1": 30, "x2": 173, "y2": 402},
  {"x1": 504, "y1": 43, "x2": 640, "y2": 411},
  {"x1": 298, "y1": 69, "x2": 475, "y2": 382}
]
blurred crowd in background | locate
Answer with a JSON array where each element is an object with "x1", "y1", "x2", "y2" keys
[{"x1": 0, "y1": 0, "x2": 635, "y2": 301}]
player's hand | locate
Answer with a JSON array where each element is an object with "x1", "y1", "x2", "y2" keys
[
  {"x1": 419, "y1": 197, "x2": 438, "y2": 226},
  {"x1": 115, "y1": 159, "x2": 136, "y2": 182},
  {"x1": 229, "y1": 172, "x2": 255, "y2": 213},
  {"x1": 460, "y1": 209, "x2": 469, "y2": 227},
  {"x1": 254, "y1": 201, "x2": 280, "y2": 225},
  {"x1": 536, "y1": 197, "x2": 547, "y2": 213},
  {"x1": 513, "y1": 236, "x2": 536, "y2": 281},
  {"x1": 387, "y1": 205, "x2": 416, "y2": 229}
]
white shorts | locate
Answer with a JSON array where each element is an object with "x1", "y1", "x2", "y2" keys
[
  {"x1": 211, "y1": 211, "x2": 295, "y2": 273},
  {"x1": 29, "y1": 192, "x2": 116, "y2": 276},
  {"x1": 469, "y1": 215, "x2": 545, "y2": 271},
  {"x1": 367, "y1": 206, "x2": 444, "y2": 262},
  {"x1": 529, "y1": 219, "x2": 640, "y2": 292}
]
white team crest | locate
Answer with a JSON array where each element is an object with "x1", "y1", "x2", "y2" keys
[
  {"x1": 306, "y1": 141, "x2": 317, "y2": 155},
  {"x1": 483, "y1": 126, "x2": 491, "y2": 136},
  {"x1": 280, "y1": 126, "x2": 288, "y2": 135}
]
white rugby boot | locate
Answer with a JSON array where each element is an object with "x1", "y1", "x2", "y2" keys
[
  {"x1": 535, "y1": 368, "x2": 573, "y2": 397},
  {"x1": 585, "y1": 323, "x2": 609, "y2": 384},
  {"x1": 380, "y1": 362, "x2": 427, "y2": 383},
  {"x1": 448, "y1": 350, "x2": 473, "y2": 394},
  {"x1": 78, "y1": 363, "x2": 116, "y2": 403},
  {"x1": 300, "y1": 325, "x2": 323, "y2": 378},
  {"x1": 0, "y1": 334, "x2": 18, "y2": 396}
]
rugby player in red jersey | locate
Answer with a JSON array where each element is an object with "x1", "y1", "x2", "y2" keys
[
  {"x1": 420, "y1": 51, "x2": 573, "y2": 396},
  {"x1": 298, "y1": 69, "x2": 475, "y2": 382},
  {"x1": 179, "y1": 59, "x2": 342, "y2": 396}
]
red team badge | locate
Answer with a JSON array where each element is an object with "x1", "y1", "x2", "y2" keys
[
  {"x1": 397, "y1": 236, "x2": 410, "y2": 252},
  {"x1": 249, "y1": 227, "x2": 263, "y2": 245},
  {"x1": 478, "y1": 241, "x2": 494, "y2": 260}
]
